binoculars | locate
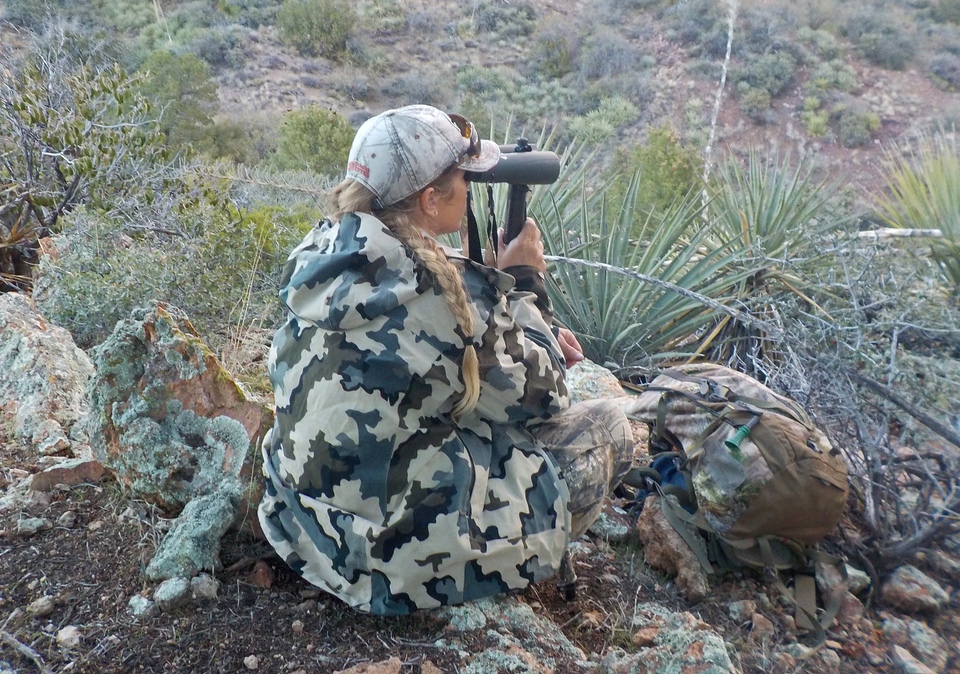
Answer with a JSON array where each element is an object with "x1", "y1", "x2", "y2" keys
[{"x1": 465, "y1": 139, "x2": 560, "y2": 244}]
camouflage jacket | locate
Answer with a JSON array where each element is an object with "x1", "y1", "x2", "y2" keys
[{"x1": 259, "y1": 212, "x2": 572, "y2": 615}]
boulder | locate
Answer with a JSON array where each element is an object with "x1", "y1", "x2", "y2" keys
[
  {"x1": 0, "y1": 292, "x2": 93, "y2": 457},
  {"x1": 82, "y1": 301, "x2": 273, "y2": 520}
]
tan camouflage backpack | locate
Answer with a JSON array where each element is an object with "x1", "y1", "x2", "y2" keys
[{"x1": 624, "y1": 364, "x2": 850, "y2": 639}]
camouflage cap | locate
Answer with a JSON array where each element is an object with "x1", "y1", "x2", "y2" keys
[{"x1": 346, "y1": 105, "x2": 501, "y2": 208}]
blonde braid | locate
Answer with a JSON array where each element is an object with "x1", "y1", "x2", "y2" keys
[{"x1": 332, "y1": 176, "x2": 481, "y2": 416}]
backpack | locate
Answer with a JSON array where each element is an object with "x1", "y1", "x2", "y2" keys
[{"x1": 624, "y1": 364, "x2": 850, "y2": 643}]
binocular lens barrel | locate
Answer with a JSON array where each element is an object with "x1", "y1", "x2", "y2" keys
[{"x1": 465, "y1": 150, "x2": 561, "y2": 185}]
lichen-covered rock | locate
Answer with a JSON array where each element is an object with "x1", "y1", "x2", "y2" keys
[
  {"x1": 83, "y1": 302, "x2": 272, "y2": 514},
  {"x1": 0, "y1": 293, "x2": 93, "y2": 457},
  {"x1": 602, "y1": 602, "x2": 739, "y2": 674},
  {"x1": 565, "y1": 359, "x2": 627, "y2": 404}
]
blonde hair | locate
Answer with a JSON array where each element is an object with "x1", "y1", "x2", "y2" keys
[{"x1": 331, "y1": 171, "x2": 480, "y2": 417}]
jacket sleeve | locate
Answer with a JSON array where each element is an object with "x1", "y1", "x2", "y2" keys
[{"x1": 469, "y1": 265, "x2": 569, "y2": 425}]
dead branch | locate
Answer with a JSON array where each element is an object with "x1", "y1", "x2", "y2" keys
[
  {"x1": 0, "y1": 629, "x2": 53, "y2": 674},
  {"x1": 840, "y1": 365, "x2": 960, "y2": 449},
  {"x1": 857, "y1": 228, "x2": 944, "y2": 240}
]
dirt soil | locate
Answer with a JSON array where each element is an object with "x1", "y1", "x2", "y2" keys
[{"x1": 3, "y1": 425, "x2": 958, "y2": 674}]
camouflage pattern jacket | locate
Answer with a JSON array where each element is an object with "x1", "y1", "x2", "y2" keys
[{"x1": 259, "y1": 212, "x2": 572, "y2": 615}]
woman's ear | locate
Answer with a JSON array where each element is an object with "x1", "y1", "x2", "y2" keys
[{"x1": 418, "y1": 186, "x2": 439, "y2": 217}]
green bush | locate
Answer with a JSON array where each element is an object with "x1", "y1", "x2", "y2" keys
[
  {"x1": 802, "y1": 109, "x2": 830, "y2": 137},
  {"x1": 473, "y1": 1, "x2": 537, "y2": 38},
  {"x1": 137, "y1": 50, "x2": 219, "y2": 154},
  {"x1": 566, "y1": 96, "x2": 639, "y2": 143},
  {"x1": 809, "y1": 59, "x2": 858, "y2": 93},
  {"x1": 842, "y1": 11, "x2": 915, "y2": 70},
  {"x1": 740, "y1": 86, "x2": 772, "y2": 122},
  {"x1": 734, "y1": 51, "x2": 797, "y2": 97},
  {"x1": 277, "y1": 0, "x2": 356, "y2": 61},
  {"x1": 579, "y1": 28, "x2": 639, "y2": 79},
  {"x1": 606, "y1": 125, "x2": 702, "y2": 215},
  {"x1": 928, "y1": 53, "x2": 960, "y2": 90},
  {"x1": 935, "y1": 0, "x2": 960, "y2": 24},
  {"x1": 832, "y1": 104, "x2": 880, "y2": 148},
  {"x1": 530, "y1": 23, "x2": 580, "y2": 80},
  {"x1": 271, "y1": 105, "x2": 354, "y2": 176}
]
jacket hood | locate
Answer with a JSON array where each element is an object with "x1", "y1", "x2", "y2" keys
[{"x1": 279, "y1": 212, "x2": 430, "y2": 330}]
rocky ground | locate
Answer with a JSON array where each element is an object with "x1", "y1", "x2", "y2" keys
[{"x1": 1, "y1": 293, "x2": 958, "y2": 674}]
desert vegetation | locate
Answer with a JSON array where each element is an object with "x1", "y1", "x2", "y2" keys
[{"x1": 1, "y1": 0, "x2": 959, "y2": 628}]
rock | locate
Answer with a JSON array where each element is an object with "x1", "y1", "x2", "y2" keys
[
  {"x1": 926, "y1": 550, "x2": 960, "y2": 580},
  {"x1": 82, "y1": 302, "x2": 273, "y2": 516},
  {"x1": 16, "y1": 517, "x2": 50, "y2": 537},
  {"x1": 57, "y1": 510, "x2": 77, "y2": 528},
  {"x1": 728, "y1": 600, "x2": 757, "y2": 621},
  {"x1": 154, "y1": 577, "x2": 192, "y2": 612},
  {"x1": 191, "y1": 573, "x2": 220, "y2": 601},
  {"x1": 28, "y1": 458, "x2": 105, "y2": 492},
  {"x1": 748, "y1": 613, "x2": 776, "y2": 643},
  {"x1": 816, "y1": 560, "x2": 872, "y2": 595},
  {"x1": 634, "y1": 495, "x2": 710, "y2": 601},
  {"x1": 882, "y1": 565, "x2": 950, "y2": 613},
  {"x1": 56, "y1": 625, "x2": 82, "y2": 649},
  {"x1": 333, "y1": 657, "x2": 402, "y2": 674},
  {"x1": 146, "y1": 487, "x2": 240, "y2": 581},
  {"x1": 602, "y1": 603, "x2": 737, "y2": 674},
  {"x1": 588, "y1": 502, "x2": 632, "y2": 542},
  {"x1": 0, "y1": 293, "x2": 94, "y2": 457},
  {"x1": 249, "y1": 560, "x2": 274, "y2": 589},
  {"x1": 127, "y1": 595, "x2": 157, "y2": 619},
  {"x1": 26, "y1": 596, "x2": 55, "y2": 618},
  {"x1": 882, "y1": 614, "x2": 950, "y2": 673},
  {"x1": 243, "y1": 655, "x2": 259, "y2": 670},
  {"x1": 891, "y1": 645, "x2": 937, "y2": 674}
]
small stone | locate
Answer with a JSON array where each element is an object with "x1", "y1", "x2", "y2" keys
[
  {"x1": 749, "y1": 613, "x2": 776, "y2": 643},
  {"x1": 127, "y1": 595, "x2": 157, "y2": 619},
  {"x1": 249, "y1": 560, "x2": 273, "y2": 589},
  {"x1": 154, "y1": 577, "x2": 192, "y2": 612},
  {"x1": 243, "y1": 655, "x2": 259, "y2": 670},
  {"x1": 891, "y1": 645, "x2": 936, "y2": 674},
  {"x1": 882, "y1": 565, "x2": 949, "y2": 613},
  {"x1": 56, "y1": 511, "x2": 77, "y2": 528},
  {"x1": 291, "y1": 619, "x2": 304, "y2": 635},
  {"x1": 56, "y1": 625, "x2": 81, "y2": 649},
  {"x1": 87, "y1": 520, "x2": 104, "y2": 532},
  {"x1": 27, "y1": 596, "x2": 55, "y2": 618},
  {"x1": 728, "y1": 600, "x2": 757, "y2": 621},
  {"x1": 191, "y1": 574, "x2": 220, "y2": 601},
  {"x1": 16, "y1": 517, "x2": 50, "y2": 537}
]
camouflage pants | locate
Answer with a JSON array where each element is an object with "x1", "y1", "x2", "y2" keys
[{"x1": 530, "y1": 398, "x2": 635, "y2": 539}]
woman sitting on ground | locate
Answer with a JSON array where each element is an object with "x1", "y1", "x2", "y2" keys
[{"x1": 258, "y1": 104, "x2": 634, "y2": 615}]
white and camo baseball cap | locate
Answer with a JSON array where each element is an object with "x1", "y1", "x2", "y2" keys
[{"x1": 346, "y1": 105, "x2": 501, "y2": 208}]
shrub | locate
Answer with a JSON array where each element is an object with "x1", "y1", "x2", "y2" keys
[
  {"x1": 473, "y1": 1, "x2": 537, "y2": 38},
  {"x1": 530, "y1": 23, "x2": 581, "y2": 80},
  {"x1": 809, "y1": 59, "x2": 858, "y2": 94},
  {"x1": 935, "y1": 0, "x2": 960, "y2": 24},
  {"x1": 566, "y1": 96, "x2": 639, "y2": 143},
  {"x1": 928, "y1": 52, "x2": 960, "y2": 90},
  {"x1": 276, "y1": 0, "x2": 356, "y2": 61},
  {"x1": 802, "y1": 109, "x2": 830, "y2": 137},
  {"x1": 797, "y1": 26, "x2": 844, "y2": 61},
  {"x1": 379, "y1": 71, "x2": 454, "y2": 109},
  {"x1": 740, "y1": 86, "x2": 773, "y2": 122},
  {"x1": 579, "y1": 28, "x2": 639, "y2": 79},
  {"x1": 271, "y1": 105, "x2": 354, "y2": 176},
  {"x1": 137, "y1": 50, "x2": 219, "y2": 153},
  {"x1": 842, "y1": 11, "x2": 916, "y2": 70},
  {"x1": 832, "y1": 103, "x2": 880, "y2": 148},
  {"x1": 734, "y1": 51, "x2": 797, "y2": 97}
]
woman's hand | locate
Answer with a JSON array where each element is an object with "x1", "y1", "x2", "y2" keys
[
  {"x1": 497, "y1": 218, "x2": 546, "y2": 272},
  {"x1": 556, "y1": 327, "x2": 584, "y2": 368}
]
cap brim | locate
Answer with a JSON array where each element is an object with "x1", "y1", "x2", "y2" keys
[{"x1": 459, "y1": 139, "x2": 501, "y2": 172}]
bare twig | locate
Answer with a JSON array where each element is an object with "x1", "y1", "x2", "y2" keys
[
  {"x1": 0, "y1": 629, "x2": 52, "y2": 674},
  {"x1": 702, "y1": 0, "x2": 739, "y2": 208},
  {"x1": 840, "y1": 365, "x2": 960, "y2": 449},
  {"x1": 857, "y1": 228, "x2": 944, "y2": 240}
]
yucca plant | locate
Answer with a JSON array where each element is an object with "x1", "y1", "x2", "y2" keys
[
  {"x1": 537, "y1": 166, "x2": 758, "y2": 373},
  {"x1": 874, "y1": 131, "x2": 960, "y2": 297},
  {"x1": 702, "y1": 150, "x2": 847, "y2": 371}
]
